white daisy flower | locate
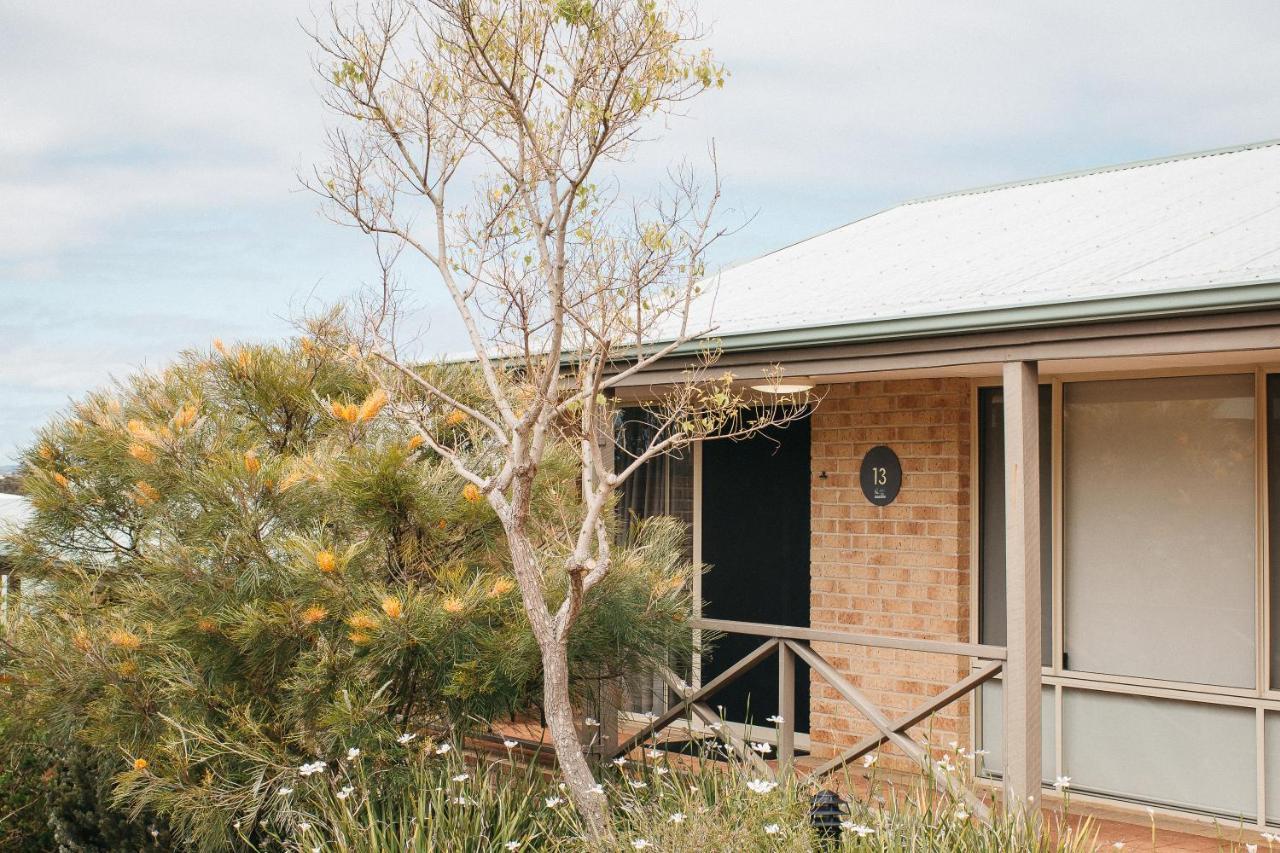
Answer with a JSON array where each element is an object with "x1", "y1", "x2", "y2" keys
[
  {"x1": 503, "y1": 739, "x2": 519, "y2": 749},
  {"x1": 545, "y1": 796, "x2": 565, "y2": 808},
  {"x1": 654, "y1": 767, "x2": 669, "y2": 776},
  {"x1": 631, "y1": 840, "x2": 650, "y2": 850},
  {"x1": 1054, "y1": 775, "x2": 1071, "y2": 790},
  {"x1": 336, "y1": 784, "x2": 355, "y2": 800},
  {"x1": 849, "y1": 823, "x2": 875, "y2": 837},
  {"x1": 612, "y1": 756, "x2": 628, "y2": 767},
  {"x1": 505, "y1": 844, "x2": 520, "y2": 851},
  {"x1": 297, "y1": 821, "x2": 311, "y2": 832},
  {"x1": 750, "y1": 741, "x2": 772, "y2": 755},
  {"x1": 278, "y1": 787, "x2": 293, "y2": 796},
  {"x1": 764, "y1": 824, "x2": 780, "y2": 835},
  {"x1": 629, "y1": 780, "x2": 647, "y2": 789},
  {"x1": 668, "y1": 812, "x2": 686, "y2": 824},
  {"x1": 397, "y1": 732, "x2": 417, "y2": 745},
  {"x1": 765, "y1": 715, "x2": 784, "y2": 724},
  {"x1": 346, "y1": 747, "x2": 360, "y2": 761},
  {"x1": 645, "y1": 748, "x2": 663, "y2": 759},
  {"x1": 452, "y1": 773, "x2": 470, "y2": 782},
  {"x1": 745, "y1": 779, "x2": 777, "y2": 794},
  {"x1": 862, "y1": 754, "x2": 877, "y2": 767},
  {"x1": 298, "y1": 761, "x2": 326, "y2": 776},
  {"x1": 435, "y1": 743, "x2": 452, "y2": 755}
]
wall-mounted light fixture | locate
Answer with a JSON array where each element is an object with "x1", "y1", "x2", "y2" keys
[{"x1": 749, "y1": 376, "x2": 814, "y2": 394}]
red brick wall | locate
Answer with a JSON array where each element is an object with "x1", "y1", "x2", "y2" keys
[{"x1": 808, "y1": 378, "x2": 972, "y2": 768}]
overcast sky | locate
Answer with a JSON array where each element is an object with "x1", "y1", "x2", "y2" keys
[{"x1": 3, "y1": 1, "x2": 1280, "y2": 462}]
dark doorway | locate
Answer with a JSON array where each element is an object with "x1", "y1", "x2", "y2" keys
[{"x1": 700, "y1": 419, "x2": 811, "y2": 733}]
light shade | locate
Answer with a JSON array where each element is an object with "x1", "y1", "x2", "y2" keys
[{"x1": 749, "y1": 377, "x2": 814, "y2": 394}]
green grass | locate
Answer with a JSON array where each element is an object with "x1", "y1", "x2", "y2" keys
[{"x1": 250, "y1": 737, "x2": 1102, "y2": 852}]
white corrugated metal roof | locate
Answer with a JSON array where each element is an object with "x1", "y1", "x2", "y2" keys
[{"x1": 683, "y1": 140, "x2": 1280, "y2": 343}]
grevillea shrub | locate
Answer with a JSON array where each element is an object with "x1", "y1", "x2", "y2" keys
[{"x1": 0, "y1": 334, "x2": 693, "y2": 850}]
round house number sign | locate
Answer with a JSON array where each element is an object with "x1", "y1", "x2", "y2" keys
[{"x1": 859, "y1": 445, "x2": 902, "y2": 506}]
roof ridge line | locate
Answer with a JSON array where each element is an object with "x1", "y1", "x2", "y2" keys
[{"x1": 899, "y1": 137, "x2": 1280, "y2": 207}]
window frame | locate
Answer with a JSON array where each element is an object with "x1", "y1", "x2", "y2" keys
[{"x1": 970, "y1": 363, "x2": 1280, "y2": 826}]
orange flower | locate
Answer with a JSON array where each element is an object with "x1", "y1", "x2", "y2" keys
[
  {"x1": 108, "y1": 629, "x2": 142, "y2": 650},
  {"x1": 127, "y1": 419, "x2": 156, "y2": 442},
  {"x1": 349, "y1": 631, "x2": 372, "y2": 645},
  {"x1": 381, "y1": 597, "x2": 403, "y2": 619},
  {"x1": 243, "y1": 451, "x2": 261, "y2": 475},
  {"x1": 315, "y1": 550, "x2": 337, "y2": 573},
  {"x1": 36, "y1": 443, "x2": 55, "y2": 461},
  {"x1": 128, "y1": 443, "x2": 156, "y2": 464},
  {"x1": 462, "y1": 484, "x2": 482, "y2": 503},
  {"x1": 358, "y1": 388, "x2": 388, "y2": 422},
  {"x1": 133, "y1": 481, "x2": 160, "y2": 506},
  {"x1": 406, "y1": 434, "x2": 424, "y2": 452},
  {"x1": 348, "y1": 612, "x2": 379, "y2": 631},
  {"x1": 437, "y1": 518, "x2": 448, "y2": 529},
  {"x1": 329, "y1": 400, "x2": 361, "y2": 424},
  {"x1": 277, "y1": 467, "x2": 306, "y2": 493},
  {"x1": 196, "y1": 618, "x2": 218, "y2": 633},
  {"x1": 52, "y1": 472, "x2": 70, "y2": 489},
  {"x1": 445, "y1": 409, "x2": 468, "y2": 426},
  {"x1": 302, "y1": 605, "x2": 328, "y2": 625},
  {"x1": 488, "y1": 577, "x2": 515, "y2": 598},
  {"x1": 172, "y1": 404, "x2": 198, "y2": 431},
  {"x1": 442, "y1": 597, "x2": 465, "y2": 614},
  {"x1": 133, "y1": 758, "x2": 148, "y2": 771},
  {"x1": 117, "y1": 660, "x2": 138, "y2": 677}
]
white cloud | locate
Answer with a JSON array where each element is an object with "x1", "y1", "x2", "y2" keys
[{"x1": 4, "y1": 0, "x2": 1280, "y2": 460}]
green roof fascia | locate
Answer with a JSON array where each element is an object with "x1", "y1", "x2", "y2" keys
[{"x1": 670, "y1": 279, "x2": 1280, "y2": 357}]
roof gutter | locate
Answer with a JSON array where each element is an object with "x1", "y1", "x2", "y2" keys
[{"x1": 672, "y1": 279, "x2": 1280, "y2": 356}]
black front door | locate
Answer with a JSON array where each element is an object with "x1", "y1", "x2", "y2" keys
[{"x1": 700, "y1": 420, "x2": 810, "y2": 732}]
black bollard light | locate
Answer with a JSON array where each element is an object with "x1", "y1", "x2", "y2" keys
[{"x1": 808, "y1": 789, "x2": 849, "y2": 843}]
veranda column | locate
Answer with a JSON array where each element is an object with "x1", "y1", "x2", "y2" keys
[{"x1": 1001, "y1": 360, "x2": 1042, "y2": 808}]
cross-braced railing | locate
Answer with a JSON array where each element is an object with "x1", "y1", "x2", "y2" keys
[{"x1": 609, "y1": 618, "x2": 1006, "y2": 820}]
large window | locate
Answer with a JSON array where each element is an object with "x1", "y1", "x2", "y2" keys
[
  {"x1": 977, "y1": 370, "x2": 1280, "y2": 823},
  {"x1": 615, "y1": 409, "x2": 694, "y2": 714},
  {"x1": 977, "y1": 386, "x2": 1053, "y2": 665},
  {"x1": 1270, "y1": 374, "x2": 1280, "y2": 688},
  {"x1": 1064, "y1": 375, "x2": 1256, "y2": 688}
]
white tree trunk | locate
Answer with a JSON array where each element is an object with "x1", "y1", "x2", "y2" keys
[{"x1": 538, "y1": 635, "x2": 612, "y2": 841}]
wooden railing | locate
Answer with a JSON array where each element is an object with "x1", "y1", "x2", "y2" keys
[{"x1": 610, "y1": 617, "x2": 1006, "y2": 819}]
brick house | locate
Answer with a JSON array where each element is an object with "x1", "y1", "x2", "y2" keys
[{"x1": 612, "y1": 139, "x2": 1280, "y2": 832}]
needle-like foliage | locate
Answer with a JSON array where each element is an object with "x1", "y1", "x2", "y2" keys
[{"x1": 0, "y1": 333, "x2": 693, "y2": 850}]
